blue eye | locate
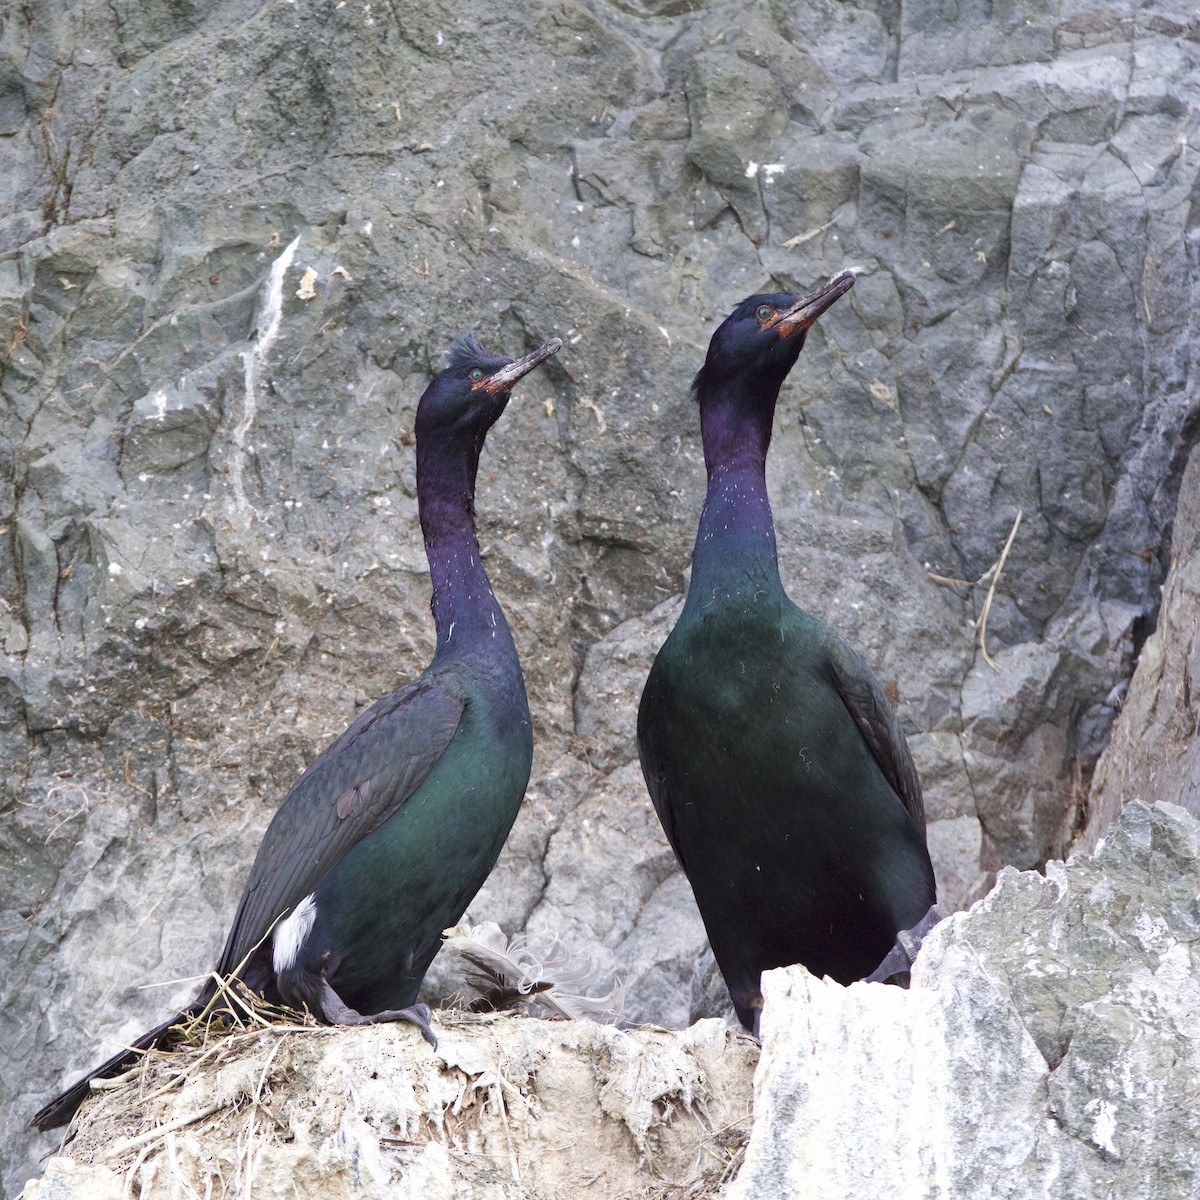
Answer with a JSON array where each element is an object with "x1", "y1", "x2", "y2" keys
[
  {"x1": 756, "y1": 305, "x2": 774, "y2": 322},
  {"x1": 469, "y1": 368, "x2": 484, "y2": 382}
]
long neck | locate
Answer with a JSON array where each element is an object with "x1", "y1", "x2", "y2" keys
[
  {"x1": 687, "y1": 377, "x2": 782, "y2": 600},
  {"x1": 418, "y1": 445, "x2": 515, "y2": 657}
]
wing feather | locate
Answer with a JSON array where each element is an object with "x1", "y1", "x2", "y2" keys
[
  {"x1": 217, "y1": 678, "x2": 464, "y2": 974},
  {"x1": 826, "y1": 638, "x2": 926, "y2": 833},
  {"x1": 637, "y1": 659, "x2": 691, "y2": 875}
]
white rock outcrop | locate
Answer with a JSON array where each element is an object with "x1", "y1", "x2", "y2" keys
[
  {"x1": 731, "y1": 801, "x2": 1200, "y2": 1198},
  {"x1": 24, "y1": 802, "x2": 1200, "y2": 1199}
]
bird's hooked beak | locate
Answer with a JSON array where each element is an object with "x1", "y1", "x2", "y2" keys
[
  {"x1": 475, "y1": 338, "x2": 563, "y2": 394},
  {"x1": 777, "y1": 270, "x2": 856, "y2": 336}
]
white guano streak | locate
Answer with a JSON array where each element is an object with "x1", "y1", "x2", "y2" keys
[{"x1": 232, "y1": 234, "x2": 301, "y2": 521}]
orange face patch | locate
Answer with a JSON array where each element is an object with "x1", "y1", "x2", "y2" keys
[{"x1": 757, "y1": 309, "x2": 804, "y2": 338}]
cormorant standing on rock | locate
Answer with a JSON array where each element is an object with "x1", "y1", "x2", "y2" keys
[
  {"x1": 637, "y1": 274, "x2": 939, "y2": 1034},
  {"x1": 33, "y1": 334, "x2": 561, "y2": 1131}
]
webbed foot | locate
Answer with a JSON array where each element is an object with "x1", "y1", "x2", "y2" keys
[
  {"x1": 864, "y1": 904, "x2": 948, "y2": 985},
  {"x1": 317, "y1": 977, "x2": 438, "y2": 1048}
]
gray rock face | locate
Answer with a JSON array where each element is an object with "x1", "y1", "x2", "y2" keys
[
  {"x1": 4, "y1": 0, "x2": 1199, "y2": 1192},
  {"x1": 729, "y1": 801, "x2": 1200, "y2": 1199},
  {"x1": 1079, "y1": 442, "x2": 1200, "y2": 849}
]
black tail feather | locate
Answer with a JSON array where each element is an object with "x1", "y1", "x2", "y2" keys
[{"x1": 31, "y1": 1008, "x2": 199, "y2": 1132}]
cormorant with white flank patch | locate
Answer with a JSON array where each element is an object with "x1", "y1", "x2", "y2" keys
[{"x1": 33, "y1": 334, "x2": 560, "y2": 1131}]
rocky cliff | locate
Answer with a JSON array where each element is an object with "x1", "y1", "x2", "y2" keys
[
  {"x1": 22, "y1": 801, "x2": 1200, "y2": 1198},
  {"x1": 5, "y1": 0, "x2": 1199, "y2": 1194}
]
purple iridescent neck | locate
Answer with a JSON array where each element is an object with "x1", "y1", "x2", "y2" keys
[
  {"x1": 417, "y1": 442, "x2": 514, "y2": 656},
  {"x1": 687, "y1": 379, "x2": 782, "y2": 600}
]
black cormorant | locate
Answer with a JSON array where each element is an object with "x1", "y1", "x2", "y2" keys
[
  {"x1": 637, "y1": 275, "x2": 938, "y2": 1033},
  {"x1": 33, "y1": 334, "x2": 560, "y2": 1130}
]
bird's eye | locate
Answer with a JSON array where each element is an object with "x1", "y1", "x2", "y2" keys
[
  {"x1": 469, "y1": 368, "x2": 485, "y2": 382},
  {"x1": 756, "y1": 305, "x2": 775, "y2": 322}
]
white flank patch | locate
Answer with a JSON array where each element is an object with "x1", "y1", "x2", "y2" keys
[{"x1": 272, "y1": 893, "x2": 317, "y2": 974}]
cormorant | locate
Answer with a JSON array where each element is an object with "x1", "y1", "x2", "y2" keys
[
  {"x1": 33, "y1": 333, "x2": 561, "y2": 1131},
  {"x1": 637, "y1": 273, "x2": 938, "y2": 1034}
]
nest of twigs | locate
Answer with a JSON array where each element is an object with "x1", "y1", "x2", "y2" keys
[{"x1": 36, "y1": 947, "x2": 744, "y2": 1200}]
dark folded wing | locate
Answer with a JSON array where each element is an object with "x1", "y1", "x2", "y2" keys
[
  {"x1": 826, "y1": 638, "x2": 926, "y2": 834},
  {"x1": 217, "y1": 678, "x2": 464, "y2": 974},
  {"x1": 636, "y1": 662, "x2": 691, "y2": 875}
]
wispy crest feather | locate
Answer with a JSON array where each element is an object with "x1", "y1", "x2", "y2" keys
[{"x1": 446, "y1": 333, "x2": 491, "y2": 369}]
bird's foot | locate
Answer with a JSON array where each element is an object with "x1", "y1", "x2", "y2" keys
[
  {"x1": 864, "y1": 904, "x2": 949, "y2": 986},
  {"x1": 317, "y1": 977, "x2": 438, "y2": 1048},
  {"x1": 729, "y1": 988, "x2": 764, "y2": 1040}
]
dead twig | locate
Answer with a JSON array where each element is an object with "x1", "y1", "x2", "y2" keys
[
  {"x1": 925, "y1": 511, "x2": 1023, "y2": 670},
  {"x1": 977, "y1": 509, "x2": 1022, "y2": 670},
  {"x1": 107, "y1": 1102, "x2": 224, "y2": 1156}
]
